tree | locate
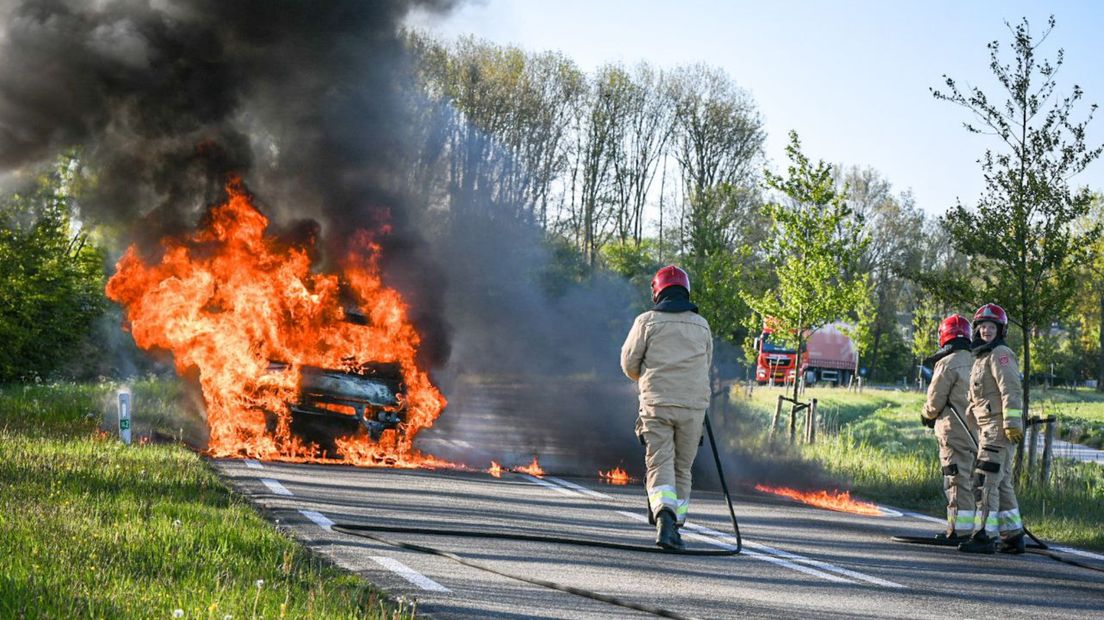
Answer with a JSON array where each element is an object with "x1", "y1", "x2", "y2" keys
[
  {"x1": 844, "y1": 167, "x2": 924, "y2": 381},
  {"x1": 931, "y1": 16, "x2": 1102, "y2": 434},
  {"x1": 0, "y1": 157, "x2": 106, "y2": 382},
  {"x1": 745, "y1": 131, "x2": 871, "y2": 417}
]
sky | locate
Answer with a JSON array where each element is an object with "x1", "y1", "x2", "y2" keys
[{"x1": 407, "y1": 0, "x2": 1104, "y2": 217}]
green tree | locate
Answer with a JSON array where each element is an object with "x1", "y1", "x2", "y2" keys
[
  {"x1": 931, "y1": 16, "x2": 1102, "y2": 434},
  {"x1": 745, "y1": 131, "x2": 871, "y2": 419},
  {"x1": 0, "y1": 158, "x2": 106, "y2": 382}
]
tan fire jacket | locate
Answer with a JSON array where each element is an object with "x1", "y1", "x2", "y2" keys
[
  {"x1": 968, "y1": 343, "x2": 1024, "y2": 431},
  {"x1": 922, "y1": 349, "x2": 972, "y2": 421},
  {"x1": 620, "y1": 310, "x2": 713, "y2": 410}
]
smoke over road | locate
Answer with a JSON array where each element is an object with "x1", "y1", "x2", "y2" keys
[{"x1": 0, "y1": 0, "x2": 645, "y2": 471}]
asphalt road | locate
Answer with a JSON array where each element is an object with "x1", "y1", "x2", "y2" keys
[{"x1": 212, "y1": 457, "x2": 1104, "y2": 619}]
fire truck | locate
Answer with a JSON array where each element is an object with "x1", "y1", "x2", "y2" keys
[{"x1": 754, "y1": 323, "x2": 858, "y2": 386}]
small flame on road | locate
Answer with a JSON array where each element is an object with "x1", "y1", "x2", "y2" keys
[
  {"x1": 487, "y1": 461, "x2": 503, "y2": 478},
  {"x1": 515, "y1": 457, "x2": 544, "y2": 477},
  {"x1": 599, "y1": 467, "x2": 632, "y2": 485},
  {"x1": 755, "y1": 484, "x2": 883, "y2": 516}
]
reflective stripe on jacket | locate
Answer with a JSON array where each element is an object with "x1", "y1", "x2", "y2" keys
[
  {"x1": 620, "y1": 310, "x2": 713, "y2": 409},
  {"x1": 968, "y1": 344, "x2": 1024, "y2": 430}
]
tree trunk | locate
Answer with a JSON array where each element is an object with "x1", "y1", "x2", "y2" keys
[
  {"x1": 1098, "y1": 289, "x2": 1104, "y2": 392},
  {"x1": 1015, "y1": 326, "x2": 1031, "y2": 482},
  {"x1": 868, "y1": 322, "x2": 883, "y2": 383}
]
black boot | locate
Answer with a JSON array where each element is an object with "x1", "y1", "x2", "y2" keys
[
  {"x1": 999, "y1": 532, "x2": 1026, "y2": 555},
  {"x1": 958, "y1": 530, "x2": 996, "y2": 554},
  {"x1": 655, "y1": 509, "x2": 683, "y2": 550}
]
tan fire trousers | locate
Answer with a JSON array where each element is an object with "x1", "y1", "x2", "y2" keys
[
  {"x1": 934, "y1": 410, "x2": 978, "y2": 534},
  {"x1": 636, "y1": 404, "x2": 705, "y2": 525},
  {"x1": 972, "y1": 412, "x2": 1023, "y2": 539}
]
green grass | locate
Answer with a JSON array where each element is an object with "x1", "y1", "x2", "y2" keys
[
  {"x1": 0, "y1": 380, "x2": 413, "y2": 619},
  {"x1": 735, "y1": 385, "x2": 1104, "y2": 550}
]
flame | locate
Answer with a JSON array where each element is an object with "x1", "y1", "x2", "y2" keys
[
  {"x1": 754, "y1": 484, "x2": 883, "y2": 516},
  {"x1": 599, "y1": 467, "x2": 631, "y2": 485},
  {"x1": 105, "y1": 178, "x2": 449, "y2": 467},
  {"x1": 514, "y1": 457, "x2": 544, "y2": 477},
  {"x1": 487, "y1": 461, "x2": 503, "y2": 478}
]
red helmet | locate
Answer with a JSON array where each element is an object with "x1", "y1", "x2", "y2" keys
[
  {"x1": 938, "y1": 314, "x2": 971, "y2": 346},
  {"x1": 651, "y1": 265, "x2": 690, "y2": 302},
  {"x1": 973, "y1": 303, "x2": 1007, "y2": 326}
]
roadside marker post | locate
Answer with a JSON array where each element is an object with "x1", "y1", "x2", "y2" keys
[{"x1": 118, "y1": 391, "x2": 132, "y2": 445}]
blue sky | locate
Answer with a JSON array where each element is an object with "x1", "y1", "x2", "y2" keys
[{"x1": 407, "y1": 1, "x2": 1104, "y2": 217}]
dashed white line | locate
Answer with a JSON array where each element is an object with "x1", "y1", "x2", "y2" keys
[
  {"x1": 298, "y1": 509, "x2": 334, "y2": 531},
  {"x1": 260, "y1": 478, "x2": 294, "y2": 496},
  {"x1": 370, "y1": 556, "x2": 451, "y2": 592},
  {"x1": 545, "y1": 476, "x2": 614, "y2": 500},
  {"x1": 615, "y1": 511, "x2": 854, "y2": 584},
  {"x1": 520, "y1": 474, "x2": 580, "y2": 497},
  {"x1": 244, "y1": 459, "x2": 264, "y2": 469}
]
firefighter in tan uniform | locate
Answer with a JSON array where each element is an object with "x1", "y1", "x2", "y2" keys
[
  {"x1": 621, "y1": 265, "x2": 713, "y2": 550},
  {"x1": 959, "y1": 303, "x2": 1026, "y2": 554},
  {"x1": 920, "y1": 314, "x2": 978, "y2": 543}
]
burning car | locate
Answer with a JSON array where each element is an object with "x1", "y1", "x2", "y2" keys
[
  {"x1": 265, "y1": 359, "x2": 406, "y2": 455},
  {"x1": 106, "y1": 179, "x2": 447, "y2": 466}
]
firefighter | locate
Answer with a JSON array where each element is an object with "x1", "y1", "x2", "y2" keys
[
  {"x1": 959, "y1": 303, "x2": 1026, "y2": 554},
  {"x1": 621, "y1": 265, "x2": 713, "y2": 550},
  {"x1": 920, "y1": 314, "x2": 977, "y2": 542}
]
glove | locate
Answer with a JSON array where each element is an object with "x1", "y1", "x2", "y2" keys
[
  {"x1": 921, "y1": 415, "x2": 936, "y2": 429},
  {"x1": 1004, "y1": 427, "x2": 1024, "y2": 443}
]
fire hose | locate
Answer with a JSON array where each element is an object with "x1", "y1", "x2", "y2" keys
[
  {"x1": 332, "y1": 412, "x2": 742, "y2": 620},
  {"x1": 944, "y1": 404, "x2": 1047, "y2": 550},
  {"x1": 941, "y1": 405, "x2": 1104, "y2": 574}
]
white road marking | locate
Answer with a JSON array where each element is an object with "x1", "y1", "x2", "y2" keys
[
  {"x1": 615, "y1": 511, "x2": 853, "y2": 585},
  {"x1": 370, "y1": 556, "x2": 451, "y2": 592},
  {"x1": 298, "y1": 509, "x2": 334, "y2": 531},
  {"x1": 260, "y1": 478, "x2": 294, "y2": 496},
  {"x1": 521, "y1": 473, "x2": 580, "y2": 497},
  {"x1": 544, "y1": 476, "x2": 614, "y2": 500},
  {"x1": 1052, "y1": 545, "x2": 1104, "y2": 562},
  {"x1": 684, "y1": 523, "x2": 905, "y2": 589},
  {"x1": 244, "y1": 459, "x2": 264, "y2": 469}
]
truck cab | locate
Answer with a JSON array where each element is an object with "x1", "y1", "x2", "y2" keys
[{"x1": 754, "y1": 330, "x2": 797, "y2": 385}]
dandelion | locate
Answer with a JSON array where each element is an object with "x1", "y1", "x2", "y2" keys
[
  {"x1": 223, "y1": 616, "x2": 233, "y2": 620},
  {"x1": 172, "y1": 519, "x2": 182, "y2": 529},
  {"x1": 172, "y1": 610, "x2": 184, "y2": 618},
  {"x1": 255, "y1": 579, "x2": 265, "y2": 589}
]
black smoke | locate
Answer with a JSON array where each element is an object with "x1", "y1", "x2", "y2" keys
[{"x1": 0, "y1": 0, "x2": 649, "y2": 473}]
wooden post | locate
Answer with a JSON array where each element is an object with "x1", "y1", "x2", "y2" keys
[
  {"x1": 769, "y1": 394, "x2": 783, "y2": 442},
  {"x1": 807, "y1": 398, "x2": 818, "y2": 444},
  {"x1": 1027, "y1": 418, "x2": 1039, "y2": 472},
  {"x1": 1040, "y1": 418, "x2": 1056, "y2": 487},
  {"x1": 789, "y1": 401, "x2": 797, "y2": 444}
]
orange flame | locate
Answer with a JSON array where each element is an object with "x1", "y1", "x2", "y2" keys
[
  {"x1": 105, "y1": 178, "x2": 448, "y2": 467},
  {"x1": 487, "y1": 461, "x2": 503, "y2": 478},
  {"x1": 754, "y1": 484, "x2": 883, "y2": 516},
  {"x1": 514, "y1": 457, "x2": 544, "y2": 477},
  {"x1": 599, "y1": 467, "x2": 632, "y2": 485}
]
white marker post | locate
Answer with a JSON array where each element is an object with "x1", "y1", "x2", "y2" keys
[{"x1": 118, "y1": 391, "x2": 132, "y2": 445}]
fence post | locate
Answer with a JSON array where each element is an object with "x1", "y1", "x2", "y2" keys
[
  {"x1": 807, "y1": 398, "x2": 818, "y2": 444},
  {"x1": 789, "y1": 401, "x2": 797, "y2": 444},
  {"x1": 769, "y1": 394, "x2": 783, "y2": 442},
  {"x1": 1027, "y1": 419, "x2": 1039, "y2": 472},
  {"x1": 1040, "y1": 418, "x2": 1056, "y2": 487}
]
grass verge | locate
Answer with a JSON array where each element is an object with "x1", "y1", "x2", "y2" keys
[
  {"x1": 736, "y1": 385, "x2": 1104, "y2": 550},
  {"x1": 0, "y1": 380, "x2": 412, "y2": 619}
]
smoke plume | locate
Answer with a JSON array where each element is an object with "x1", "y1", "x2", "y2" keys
[{"x1": 0, "y1": 0, "x2": 650, "y2": 473}]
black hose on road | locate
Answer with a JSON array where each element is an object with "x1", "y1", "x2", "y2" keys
[{"x1": 332, "y1": 412, "x2": 742, "y2": 619}]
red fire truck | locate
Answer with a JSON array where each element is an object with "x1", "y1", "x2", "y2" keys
[{"x1": 754, "y1": 323, "x2": 858, "y2": 386}]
